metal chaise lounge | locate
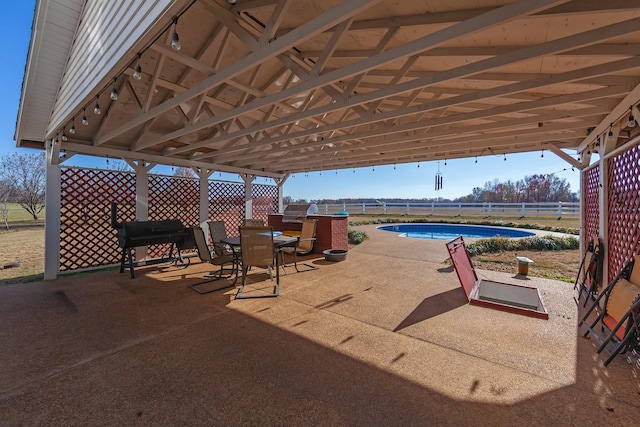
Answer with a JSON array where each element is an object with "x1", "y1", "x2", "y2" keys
[{"x1": 579, "y1": 255, "x2": 640, "y2": 366}]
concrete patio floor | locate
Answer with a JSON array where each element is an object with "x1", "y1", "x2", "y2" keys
[{"x1": 1, "y1": 224, "x2": 639, "y2": 426}]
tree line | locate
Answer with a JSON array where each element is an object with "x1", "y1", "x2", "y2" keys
[
  {"x1": 287, "y1": 173, "x2": 578, "y2": 205},
  {"x1": 457, "y1": 174, "x2": 578, "y2": 203}
]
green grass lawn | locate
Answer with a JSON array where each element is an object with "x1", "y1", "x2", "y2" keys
[{"x1": 3, "y1": 203, "x2": 45, "y2": 226}]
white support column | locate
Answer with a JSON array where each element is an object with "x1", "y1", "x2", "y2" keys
[
  {"x1": 274, "y1": 174, "x2": 289, "y2": 213},
  {"x1": 44, "y1": 140, "x2": 61, "y2": 280},
  {"x1": 599, "y1": 157, "x2": 609, "y2": 285},
  {"x1": 131, "y1": 160, "x2": 153, "y2": 261},
  {"x1": 196, "y1": 168, "x2": 214, "y2": 232},
  {"x1": 599, "y1": 132, "x2": 617, "y2": 285},
  {"x1": 241, "y1": 174, "x2": 256, "y2": 219}
]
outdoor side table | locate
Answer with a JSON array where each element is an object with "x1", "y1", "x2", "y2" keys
[{"x1": 516, "y1": 256, "x2": 534, "y2": 276}]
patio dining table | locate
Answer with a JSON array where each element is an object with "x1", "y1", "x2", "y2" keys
[
  {"x1": 220, "y1": 234, "x2": 298, "y2": 250},
  {"x1": 221, "y1": 234, "x2": 299, "y2": 274}
]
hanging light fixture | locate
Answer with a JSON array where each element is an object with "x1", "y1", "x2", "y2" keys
[
  {"x1": 93, "y1": 96, "x2": 101, "y2": 115},
  {"x1": 133, "y1": 53, "x2": 142, "y2": 80},
  {"x1": 607, "y1": 124, "x2": 614, "y2": 143},
  {"x1": 540, "y1": 150, "x2": 544, "y2": 158},
  {"x1": 110, "y1": 78, "x2": 118, "y2": 101},
  {"x1": 61, "y1": 132, "x2": 68, "y2": 142},
  {"x1": 628, "y1": 106, "x2": 636, "y2": 128},
  {"x1": 171, "y1": 17, "x2": 181, "y2": 51},
  {"x1": 69, "y1": 119, "x2": 76, "y2": 134},
  {"x1": 82, "y1": 108, "x2": 89, "y2": 125},
  {"x1": 474, "y1": 156, "x2": 477, "y2": 163}
]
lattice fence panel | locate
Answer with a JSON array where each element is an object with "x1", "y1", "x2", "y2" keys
[
  {"x1": 147, "y1": 175, "x2": 200, "y2": 258},
  {"x1": 60, "y1": 168, "x2": 135, "y2": 271},
  {"x1": 208, "y1": 181, "x2": 245, "y2": 237},
  {"x1": 607, "y1": 146, "x2": 640, "y2": 279},
  {"x1": 582, "y1": 165, "x2": 600, "y2": 251},
  {"x1": 252, "y1": 183, "x2": 279, "y2": 225}
]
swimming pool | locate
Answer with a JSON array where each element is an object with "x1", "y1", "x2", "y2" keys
[{"x1": 377, "y1": 223, "x2": 535, "y2": 241}]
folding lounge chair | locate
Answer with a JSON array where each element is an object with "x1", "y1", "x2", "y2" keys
[
  {"x1": 579, "y1": 256, "x2": 640, "y2": 366},
  {"x1": 187, "y1": 226, "x2": 239, "y2": 294},
  {"x1": 574, "y1": 235, "x2": 604, "y2": 306},
  {"x1": 279, "y1": 218, "x2": 318, "y2": 273},
  {"x1": 236, "y1": 226, "x2": 280, "y2": 299},
  {"x1": 446, "y1": 236, "x2": 548, "y2": 319}
]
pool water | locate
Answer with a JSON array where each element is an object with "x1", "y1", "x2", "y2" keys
[{"x1": 377, "y1": 223, "x2": 535, "y2": 241}]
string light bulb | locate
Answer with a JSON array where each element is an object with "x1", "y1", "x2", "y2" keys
[
  {"x1": 628, "y1": 106, "x2": 636, "y2": 128},
  {"x1": 475, "y1": 156, "x2": 477, "y2": 163},
  {"x1": 133, "y1": 53, "x2": 142, "y2": 80},
  {"x1": 540, "y1": 150, "x2": 544, "y2": 158},
  {"x1": 82, "y1": 108, "x2": 89, "y2": 126},
  {"x1": 69, "y1": 119, "x2": 76, "y2": 134},
  {"x1": 503, "y1": 154, "x2": 507, "y2": 161},
  {"x1": 171, "y1": 17, "x2": 181, "y2": 51},
  {"x1": 93, "y1": 96, "x2": 101, "y2": 115},
  {"x1": 110, "y1": 78, "x2": 118, "y2": 101},
  {"x1": 61, "y1": 132, "x2": 67, "y2": 142},
  {"x1": 607, "y1": 124, "x2": 614, "y2": 143}
]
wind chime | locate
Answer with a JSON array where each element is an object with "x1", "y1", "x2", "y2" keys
[{"x1": 435, "y1": 160, "x2": 443, "y2": 201}]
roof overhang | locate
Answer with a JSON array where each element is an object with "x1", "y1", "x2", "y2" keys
[{"x1": 15, "y1": 0, "x2": 640, "y2": 176}]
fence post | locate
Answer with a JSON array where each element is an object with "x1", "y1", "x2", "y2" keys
[
  {"x1": 325, "y1": 203, "x2": 328, "y2": 214},
  {"x1": 406, "y1": 202, "x2": 409, "y2": 215},
  {"x1": 521, "y1": 202, "x2": 525, "y2": 217},
  {"x1": 458, "y1": 203, "x2": 462, "y2": 216},
  {"x1": 362, "y1": 202, "x2": 365, "y2": 214},
  {"x1": 558, "y1": 201, "x2": 563, "y2": 219},
  {"x1": 343, "y1": 202, "x2": 346, "y2": 212},
  {"x1": 431, "y1": 202, "x2": 435, "y2": 215},
  {"x1": 383, "y1": 202, "x2": 387, "y2": 214},
  {"x1": 488, "y1": 203, "x2": 492, "y2": 217}
]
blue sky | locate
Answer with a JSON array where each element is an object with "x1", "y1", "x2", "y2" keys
[{"x1": 2, "y1": 1, "x2": 581, "y2": 201}]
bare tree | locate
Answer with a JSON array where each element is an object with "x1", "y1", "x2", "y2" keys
[
  {"x1": 0, "y1": 178, "x2": 12, "y2": 229},
  {"x1": 174, "y1": 166, "x2": 195, "y2": 178},
  {"x1": 105, "y1": 158, "x2": 132, "y2": 172},
  {"x1": 0, "y1": 152, "x2": 46, "y2": 220}
]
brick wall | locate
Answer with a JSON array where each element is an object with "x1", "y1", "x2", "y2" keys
[{"x1": 268, "y1": 214, "x2": 348, "y2": 253}]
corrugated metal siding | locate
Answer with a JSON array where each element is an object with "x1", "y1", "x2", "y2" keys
[
  {"x1": 47, "y1": 0, "x2": 175, "y2": 137},
  {"x1": 16, "y1": 0, "x2": 84, "y2": 144}
]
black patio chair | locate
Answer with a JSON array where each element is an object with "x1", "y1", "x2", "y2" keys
[{"x1": 187, "y1": 226, "x2": 239, "y2": 294}]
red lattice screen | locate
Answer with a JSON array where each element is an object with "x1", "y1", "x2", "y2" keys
[
  {"x1": 59, "y1": 170, "x2": 277, "y2": 272},
  {"x1": 208, "y1": 181, "x2": 246, "y2": 237},
  {"x1": 148, "y1": 175, "x2": 200, "y2": 258},
  {"x1": 60, "y1": 168, "x2": 135, "y2": 271},
  {"x1": 252, "y1": 183, "x2": 279, "y2": 225},
  {"x1": 607, "y1": 145, "x2": 640, "y2": 279},
  {"x1": 582, "y1": 165, "x2": 600, "y2": 251},
  {"x1": 206, "y1": 180, "x2": 278, "y2": 237}
]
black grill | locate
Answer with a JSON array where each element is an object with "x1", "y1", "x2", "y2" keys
[{"x1": 112, "y1": 203, "x2": 189, "y2": 278}]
